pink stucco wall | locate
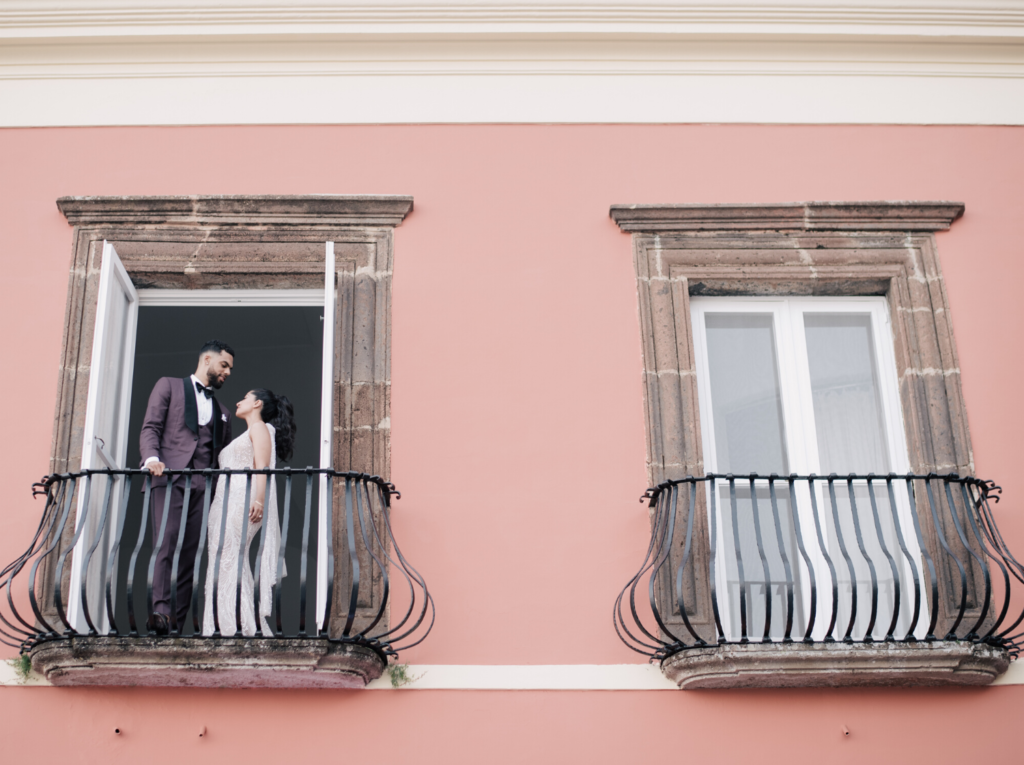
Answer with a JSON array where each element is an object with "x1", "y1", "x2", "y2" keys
[
  {"x1": 1, "y1": 125, "x2": 1022, "y2": 760},
  {"x1": 4, "y1": 685, "x2": 1023, "y2": 762}
]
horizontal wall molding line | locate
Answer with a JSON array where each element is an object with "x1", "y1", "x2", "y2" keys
[
  {"x1": 3, "y1": 662, "x2": 1024, "y2": 689},
  {"x1": 3, "y1": 36, "x2": 1024, "y2": 125},
  {"x1": 364, "y1": 665, "x2": 680, "y2": 690},
  {"x1": 3, "y1": 2, "x2": 1024, "y2": 40},
  {"x1": 7, "y1": 65, "x2": 1024, "y2": 82}
]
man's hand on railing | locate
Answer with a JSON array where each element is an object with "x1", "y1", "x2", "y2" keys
[{"x1": 144, "y1": 461, "x2": 166, "y2": 477}]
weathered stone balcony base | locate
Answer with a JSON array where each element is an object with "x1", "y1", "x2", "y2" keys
[
  {"x1": 661, "y1": 640, "x2": 1010, "y2": 690},
  {"x1": 30, "y1": 636, "x2": 386, "y2": 689}
]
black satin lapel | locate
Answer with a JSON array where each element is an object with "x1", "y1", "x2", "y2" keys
[
  {"x1": 212, "y1": 398, "x2": 222, "y2": 451},
  {"x1": 183, "y1": 377, "x2": 198, "y2": 435}
]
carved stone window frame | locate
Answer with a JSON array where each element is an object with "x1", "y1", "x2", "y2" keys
[
  {"x1": 49, "y1": 195, "x2": 412, "y2": 635},
  {"x1": 611, "y1": 201, "x2": 973, "y2": 643}
]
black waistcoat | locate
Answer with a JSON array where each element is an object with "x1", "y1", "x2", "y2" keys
[{"x1": 190, "y1": 420, "x2": 216, "y2": 470}]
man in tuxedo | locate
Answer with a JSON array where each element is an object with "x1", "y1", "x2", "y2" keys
[{"x1": 139, "y1": 339, "x2": 235, "y2": 635}]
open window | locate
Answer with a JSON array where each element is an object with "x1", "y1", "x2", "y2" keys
[
  {"x1": 67, "y1": 240, "x2": 338, "y2": 634},
  {"x1": 18, "y1": 196, "x2": 421, "y2": 688}
]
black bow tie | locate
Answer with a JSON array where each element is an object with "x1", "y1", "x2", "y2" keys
[{"x1": 195, "y1": 380, "x2": 214, "y2": 399}]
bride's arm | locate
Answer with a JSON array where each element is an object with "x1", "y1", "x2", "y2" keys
[{"x1": 249, "y1": 422, "x2": 272, "y2": 523}]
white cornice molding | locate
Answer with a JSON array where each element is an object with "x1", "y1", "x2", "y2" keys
[
  {"x1": 2, "y1": 1, "x2": 1024, "y2": 41},
  {"x1": 2, "y1": 38, "x2": 1024, "y2": 125},
  {"x1": 3, "y1": 3, "x2": 1024, "y2": 125}
]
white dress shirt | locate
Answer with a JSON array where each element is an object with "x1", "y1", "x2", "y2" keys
[
  {"x1": 143, "y1": 375, "x2": 213, "y2": 466},
  {"x1": 191, "y1": 373, "x2": 214, "y2": 427}
]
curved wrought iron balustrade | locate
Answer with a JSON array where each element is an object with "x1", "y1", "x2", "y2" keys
[
  {"x1": 2, "y1": 468, "x2": 432, "y2": 661},
  {"x1": 615, "y1": 473, "x2": 1023, "y2": 662}
]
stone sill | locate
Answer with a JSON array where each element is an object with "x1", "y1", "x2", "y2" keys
[
  {"x1": 661, "y1": 641, "x2": 1010, "y2": 690},
  {"x1": 30, "y1": 636, "x2": 385, "y2": 689}
]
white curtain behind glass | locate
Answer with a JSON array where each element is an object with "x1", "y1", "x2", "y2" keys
[
  {"x1": 705, "y1": 313, "x2": 788, "y2": 475},
  {"x1": 803, "y1": 313, "x2": 889, "y2": 475}
]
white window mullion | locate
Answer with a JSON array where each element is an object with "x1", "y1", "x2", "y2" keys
[
  {"x1": 782, "y1": 302, "x2": 822, "y2": 476},
  {"x1": 770, "y1": 305, "x2": 811, "y2": 479},
  {"x1": 784, "y1": 301, "x2": 839, "y2": 639}
]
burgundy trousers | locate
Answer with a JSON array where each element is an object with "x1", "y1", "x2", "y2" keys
[{"x1": 149, "y1": 476, "x2": 208, "y2": 630}]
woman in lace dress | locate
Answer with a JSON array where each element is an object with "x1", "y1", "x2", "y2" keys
[{"x1": 202, "y1": 389, "x2": 295, "y2": 636}]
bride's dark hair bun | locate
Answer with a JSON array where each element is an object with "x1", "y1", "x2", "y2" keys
[{"x1": 251, "y1": 388, "x2": 296, "y2": 462}]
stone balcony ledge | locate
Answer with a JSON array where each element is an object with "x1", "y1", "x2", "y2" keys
[
  {"x1": 661, "y1": 641, "x2": 1010, "y2": 690},
  {"x1": 30, "y1": 636, "x2": 386, "y2": 689}
]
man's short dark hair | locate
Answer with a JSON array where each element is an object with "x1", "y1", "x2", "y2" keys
[{"x1": 199, "y1": 339, "x2": 235, "y2": 358}]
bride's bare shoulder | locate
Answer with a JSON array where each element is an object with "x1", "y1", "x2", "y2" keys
[
  {"x1": 247, "y1": 420, "x2": 271, "y2": 444},
  {"x1": 247, "y1": 420, "x2": 272, "y2": 465}
]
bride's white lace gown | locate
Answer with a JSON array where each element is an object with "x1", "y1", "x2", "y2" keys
[{"x1": 202, "y1": 425, "x2": 283, "y2": 636}]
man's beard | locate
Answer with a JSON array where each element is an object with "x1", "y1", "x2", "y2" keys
[{"x1": 204, "y1": 370, "x2": 224, "y2": 389}]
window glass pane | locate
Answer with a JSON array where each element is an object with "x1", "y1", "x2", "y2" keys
[
  {"x1": 705, "y1": 313, "x2": 788, "y2": 474},
  {"x1": 719, "y1": 482, "x2": 803, "y2": 641},
  {"x1": 804, "y1": 313, "x2": 890, "y2": 475}
]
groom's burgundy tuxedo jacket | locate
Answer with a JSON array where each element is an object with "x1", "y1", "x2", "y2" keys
[{"x1": 139, "y1": 376, "x2": 232, "y2": 487}]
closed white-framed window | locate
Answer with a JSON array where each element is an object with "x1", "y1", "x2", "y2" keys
[{"x1": 691, "y1": 296, "x2": 927, "y2": 642}]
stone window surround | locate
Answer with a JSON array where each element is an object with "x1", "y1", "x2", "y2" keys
[
  {"x1": 47, "y1": 194, "x2": 413, "y2": 640},
  {"x1": 610, "y1": 201, "x2": 984, "y2": 662}
]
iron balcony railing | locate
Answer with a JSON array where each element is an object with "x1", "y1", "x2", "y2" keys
[
  {"x1": 2, "y1": 468, "x2": 432, "y2": 661},
  {"x1": 615, "y1": 473, "x2": 1023, "y2": 661}
]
